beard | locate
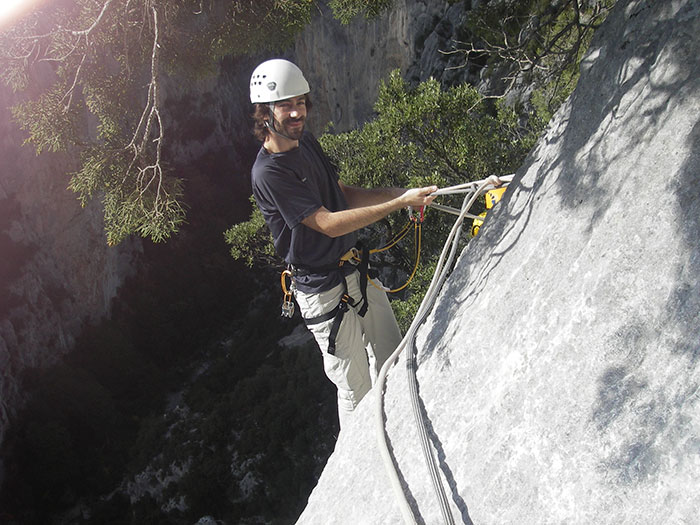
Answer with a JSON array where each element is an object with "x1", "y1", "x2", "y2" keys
[{"x1": 278, "y1": 116, "x2": 305, "y2": 140}]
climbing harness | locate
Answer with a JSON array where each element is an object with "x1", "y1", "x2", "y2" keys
[
  {"x1": 278, "y1": 206, "x2": 423, "y2": 318},
  {"x1": 287, "y1": 244, "x2": 369, "y2": 355},
  {"x1": 277, "y1": 206, "x2": 424, "y2": 358},
  {"x1": 374, "y1": 174, "x2": 513, "y2": 525}
]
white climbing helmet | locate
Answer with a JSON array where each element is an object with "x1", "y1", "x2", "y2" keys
[{"x1": 249, "y1": 59, "x2": 310, "y2": 104}]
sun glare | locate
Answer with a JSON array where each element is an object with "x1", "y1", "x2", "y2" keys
[{"x1": 0, "y1": 0, "x2": 37, "y2": 28}]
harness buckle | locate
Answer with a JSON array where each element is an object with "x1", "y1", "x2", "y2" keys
[{"x1": 339, "y1": 247, "x2": 361, "y2": 267}]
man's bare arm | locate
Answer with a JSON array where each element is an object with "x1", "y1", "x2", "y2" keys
[
  {"x1": 301, "y1": 185, "x2": 437, "y2": 238},
  {"x1": 339, "y1": 182, "x2": 404, "y2": 209}
]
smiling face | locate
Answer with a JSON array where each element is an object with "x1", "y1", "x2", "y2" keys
[{"x1": 271, "y1": 95, "x2": 308, "y2": 141}]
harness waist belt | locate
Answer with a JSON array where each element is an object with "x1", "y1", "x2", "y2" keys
[
  {"x1": 299, "y1": 244, "x2": 370, "y2": 355},
  {"x1": 291, "y1": 247, "x2": 360, "y2": 277}
]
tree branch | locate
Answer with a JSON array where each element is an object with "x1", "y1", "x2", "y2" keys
[{"x1": 440, "y1": 0, "x2": 615, "y2": 100}]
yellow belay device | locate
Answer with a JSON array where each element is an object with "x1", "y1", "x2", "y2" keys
[{"x1": 470, "y1": 186, "x2": 507, "y2": 237}]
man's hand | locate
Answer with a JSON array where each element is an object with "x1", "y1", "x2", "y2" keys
[
  {"x1": 398, "y1": 185, "x2": 438, "y2": 208},
  {"x1": 486, "y1": 175, "x2": 503, "y2": 187}
]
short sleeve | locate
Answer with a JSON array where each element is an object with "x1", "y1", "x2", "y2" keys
[{"x1": 253, "y1": 162, "x2": 320, "y2": 229}]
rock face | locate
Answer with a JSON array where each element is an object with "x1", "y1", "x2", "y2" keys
[
  {"x1": 297, "y1": 1, "x2": 700, "y2": 523},
  {"x1": 0, "y1": 78, "x2": 141, "y2": 448},
  {"x1": 0, "y1": 56, "x2": 254, "y2": 452},
  {"x1": 294, "y1": 0, "x2": 476, "y2": 134}
]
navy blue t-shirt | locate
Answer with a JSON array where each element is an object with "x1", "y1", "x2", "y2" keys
[{"x1": 251, "y1": 131, "x2": 357, "y2": 293}]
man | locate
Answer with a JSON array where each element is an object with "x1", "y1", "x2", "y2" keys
[{"x1": 249, "y1": 58, "x2": 437, "y2": 427}]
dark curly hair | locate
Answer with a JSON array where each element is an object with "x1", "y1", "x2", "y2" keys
[{"x1": 251, "y1": 95, "x2": 313, "y2": 142}]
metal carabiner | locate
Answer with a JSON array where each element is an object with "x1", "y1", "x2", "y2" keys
[
  {"x1": 280, "y1": 269, "x2": 295, "y2": 318},
  {"x1": 409, "y1": 205, "x2": 425, "y2": 224}
]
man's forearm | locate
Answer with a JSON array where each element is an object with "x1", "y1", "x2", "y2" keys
[
  {"x1": 340, "y1": 183, "x2": 404, "y2": 209},
  {"x1": 303, "y1": 199, "x2": 405, "y2": 238},
  {"x1": 302, "y1": 184, "x2": 438, "y2": 238}
]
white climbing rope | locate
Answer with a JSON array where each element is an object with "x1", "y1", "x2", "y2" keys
[{"x1": 374, "y1": 174, "x2": 513, "y2": 525}]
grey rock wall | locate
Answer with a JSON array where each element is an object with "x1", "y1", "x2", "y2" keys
[
  {"x1": 297, "y1": 0, "x2": 700, "y2": 523},
  {"x1": 294, "y1": 0, "x2": 476, "y2": 135},
  {"x1": 0, "y1": 58, "x2": 255, "y2": 455},
  {"x1": 0, "y1": 74, "x2": 142, "y2": 449}
]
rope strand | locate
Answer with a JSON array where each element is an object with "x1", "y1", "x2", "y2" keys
[{"x1": 374, "y1": 175, "x2": 512, "y2": 524}]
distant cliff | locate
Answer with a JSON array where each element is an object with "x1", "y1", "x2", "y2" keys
[
  {"x1": 0, "y1": 77, "x2": 141, "y2": 448},
  {"x1": 297, "y1": 0, "x2": 700, "y2": 523},
  {"x1": 294, "y1": 0, "x2": 475, "y2": 134},
  {"x1": 0, "y1": 58, "x2": 254, "y2": 452}
]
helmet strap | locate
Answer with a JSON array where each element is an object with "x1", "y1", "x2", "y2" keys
[{"x1": 265, "y1": 102, "x2": 297, "y2": 142}]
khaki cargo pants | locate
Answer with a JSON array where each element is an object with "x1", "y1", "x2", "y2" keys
[{"x1": 294, "y1": 270, "x2": 402, "y2": 427}]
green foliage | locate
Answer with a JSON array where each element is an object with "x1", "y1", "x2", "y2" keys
[
  {"x1": 319, "y1": 70, "x2": 536, "y2": 283},
  {"x1": 321, "y1": 70, "x2": 533, "y2": 189},
  {"x1": 224, "y1": 196, "x2": 276, "y2": 267},
  {"x1": 0, "y1": 0, "x2": 321, "y2": 245},
  {"x1": 465, "y1": 0, "x2": 616, "y2": 112},
  {"x1": 102, "y1": 172, "x2": 187, "y2": 245},
  {"x1": 328, "y1": 0, "x2": 394, "y2": 24},
  {"x1": 390, "y1": 259, "x2": 437, "y2": 333},
  {"x1": 11, "y1": 84, "x2": 83, "y2": 154}
]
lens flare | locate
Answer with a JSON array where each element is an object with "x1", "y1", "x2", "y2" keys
[{"x1": 0, "y1": 0, "x2": 37, "y2": 28}]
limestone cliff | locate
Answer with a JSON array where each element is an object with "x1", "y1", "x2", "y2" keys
[
  {"x1": 294, "y1": 0, "x2": 475, "y2": 135},
  {"x1": 0, "y1": 79, "x2": 141, "y2": 448},
  {"x1": 0, "y1": 57, "x2": 254, "y2": 452},
  {"x1": 297, "y1": 0, "x2": 700, "y2": 523}
]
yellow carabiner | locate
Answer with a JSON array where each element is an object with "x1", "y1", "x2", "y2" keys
[
  {"x1": 281, "y1": 269, "x2": 293, "y2": 295},
  {"x1": 280, "y1": 269, "x2": 295, "y2": 318}
]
